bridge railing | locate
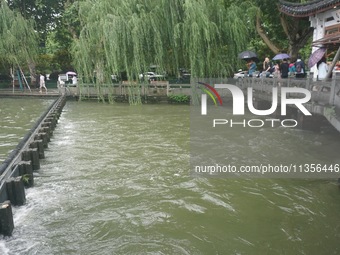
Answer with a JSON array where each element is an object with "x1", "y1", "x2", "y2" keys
[
  {"x1": 70, "y1": 82, "x2": 192, "y2": 98},
  {"x1": 236, "y1": 73, "x2": 340, "y2": 108}
]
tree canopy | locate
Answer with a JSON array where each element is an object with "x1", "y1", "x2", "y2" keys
[
  {"x1": 72, "y1": 0, "x2": 257, "y2": 81},
  {"x1": 2, "y1": 0, "x2": 316, "y2": 91},
  {"x1": 6, "y1": 0, "x2": 65, "y2": 47}
]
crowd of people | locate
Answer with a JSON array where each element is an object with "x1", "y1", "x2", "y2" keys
[{"x1": 245, "y1": 54, "x2": 330, "y2": 80}]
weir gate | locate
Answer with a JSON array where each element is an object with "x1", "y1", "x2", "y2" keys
[
  {"x1": 1, "y1": 74, "x2": 340, "y2": 236},
  {"x1": 0, "y1": 96, "x2": 66, "y2": 236}
]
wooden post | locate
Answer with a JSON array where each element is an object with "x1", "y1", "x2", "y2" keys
[
  {"x1": 0, "y1": 201, "x2": 14, "y2": 236},
  {"x1": 21, "y1": 148, "x2": 40, "y2": 170},
  {"x1": 29, "y1": 148, "x2": 40, "y2": 170},
  {"x1": 45, "y1": 117, "x2": 57, "y2": 128},
  {"x1": 13, "y1": 176, "x2": 26, "y2": 205},
  {"x1": 41, "y1": 121, "x2": 52, "y2": 129},
  {"x1": 36, "y1": 139, "x2": 45, "y2": 159},
  {"x1": 39, "y1": 127, "x2": 51, "y2": 142},
  {"x1": 30, "y1": 139, "x2": 45, "y2": 159},
  {"x1": 37, "y1": 132, "x2": 48, "y2": 148},
  {"x1": 21, "y1": 150, "x2": 32, "y2": 162},
  {"x1": 6, "y1": 176, "x2": 26, "y2": 206}
]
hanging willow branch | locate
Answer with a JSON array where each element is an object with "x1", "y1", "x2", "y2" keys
[
  {"x1": 0, "y1": 0, "x2": 38, "y2": 68},
  {"x1": 71, "y1": 0, "x2": 257, "y2": 103}
]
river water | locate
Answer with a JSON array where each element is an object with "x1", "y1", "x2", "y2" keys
[
  {"x1": 0, "y1": 98, "x2": 340, "y2": 254},
  {"x1": 0, "y1": 98, "x2": 56, "y2": 162}
]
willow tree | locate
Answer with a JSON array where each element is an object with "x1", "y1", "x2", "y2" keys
[
  {"x1": 0, "y1": 0, "x2": 38, "y2": 80},
  {"x1": 71, "y1": 0, "x2": 256, "y2": 103}
]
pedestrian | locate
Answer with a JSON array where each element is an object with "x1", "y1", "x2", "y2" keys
[
  {"x1": 317, "y1": 56, "x2": 328, "y2": 80},
  {"x1": 72, "y1": 75, "x2": 78, "y2": 85},
  {"x1": 280, "y1": 59, "x2": 289, "y2": 78},
  {"x1": 247, "y1": 59, "x2": 257, "y2": 77},
  {"x1": 39, "y1": 73, "x2": 47, "y2": 93},
  {"x1": 271, "y1": 63, "x2": 280, "y2": 78},
  {"x1": 289, "y1": 60, "x2": 296, "y2": 76},
  {"x1": 295, "y1": 55, "x2": 306, "y2": 78},
  {"x1": 262, "y1": 57, "x2": 272, "y2": 77}
]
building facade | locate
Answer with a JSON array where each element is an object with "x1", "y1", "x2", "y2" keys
[{"x1": 279, "y1": 0, "x2": 340, "y2": 78}]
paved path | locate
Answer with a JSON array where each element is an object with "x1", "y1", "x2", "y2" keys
[{"x1": 0, "y1": 88, "x2": 60, "y2": 97}]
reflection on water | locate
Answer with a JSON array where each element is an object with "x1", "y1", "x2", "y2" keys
[{"x1": 1, "y1": 100, "x2": 340, "y2": 255}]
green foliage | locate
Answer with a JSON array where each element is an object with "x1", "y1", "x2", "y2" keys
[
  {"x1": 22, "y1": 174, "x2": 30, "y2": 184},
  {"x1": 0, "y1": 0, "x2": 38, "y2": 67},
  {"x1": 52, "y1": 49, "x2": 73, "y2": 72},
  {"x1": 6, "y1": 0, "x2": 65, "y2": 48},
  {"x1": 71, "y1": 0, "x2": 257, "y2": 103},
  {"x1": 324, "y1": 106, "x2": 336, "y2": 118},
  {"x1": 35, "y1": 54, "x2": 54, "y2": 73},
  {"x1": 168, "y1": 94, "x2": 190, "y2": 104}
]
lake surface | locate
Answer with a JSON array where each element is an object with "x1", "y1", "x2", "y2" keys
[{"x1": 0, "y1": 98, "x2": 340, "y2": 254}]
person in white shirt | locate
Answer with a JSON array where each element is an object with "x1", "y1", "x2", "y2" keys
[
  {"x1": 39, "y1": 73, "x2": 47, "y2": 93},
  {"x1": 72, "y1": 75, "x2": 77, "y2": 85},
  {"x1": 317, "y1": 57, "x2": 328, "y2": 80}
]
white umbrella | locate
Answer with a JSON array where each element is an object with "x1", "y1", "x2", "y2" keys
[{"x1": 66, "y1": 71, "x2": 77, "y2": 76}]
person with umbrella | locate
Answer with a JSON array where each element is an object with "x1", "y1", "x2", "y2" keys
[
  {"x1": 247, "y1": 58, "x2": 257, "y2": 77},
  {"x1": 238, "y1": 51, "x2": 258, "y2": 77}
]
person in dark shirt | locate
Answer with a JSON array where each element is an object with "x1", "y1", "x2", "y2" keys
[
  {"x1": 295, "y1": 55, "x2": 306, "y2": 78},
  {"x1": 280, "y1": 59, "x2": 289, "y2": 79}
]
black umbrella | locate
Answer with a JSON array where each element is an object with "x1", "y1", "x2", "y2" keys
[{"x1": 238, "y1": 50, "x2": 257, "y2": 60}]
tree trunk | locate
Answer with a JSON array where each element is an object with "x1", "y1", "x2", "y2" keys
[
  {"x1": 256, "y1": 12, "x2": 313, "y2": 60},
  {"x1": 27, "y1": 61, "x2": 36, "y2": 86},
  {"x1": 256, "y1": 14, "x2": 280, "y2": 54}
]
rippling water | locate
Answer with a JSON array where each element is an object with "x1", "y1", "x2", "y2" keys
[
  {"x1": 1, "y1": 100, "x2": 340, "y2": 254},
  {"x1": 0, "y1": 98, "x2": 56, "y2": 162}
]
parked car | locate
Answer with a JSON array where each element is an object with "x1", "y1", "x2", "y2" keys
[
  {"x1": 139, "y1": 72, "x2": 165, "y2": 81},
  {"x1": 111, "y1": 74, "x2": 118, "y2": 82},
  {"x1": 57, "y1": 71, "x2": 77, "y2": 87},
  {"x1": 233, "y1": 69, "x2": 246, "y2": 79},
  {"x1": 233, "y1": 69, "x2": 262, "y2": 79}
]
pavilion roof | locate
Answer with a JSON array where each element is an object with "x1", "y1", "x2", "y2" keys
[{"x1": 279, "y1": 0, "x2": 340, "y2": 17}]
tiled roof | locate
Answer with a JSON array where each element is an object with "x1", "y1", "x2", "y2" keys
[{"x1": 279, "y1": 0, "x2": 340, "y2": 17}]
